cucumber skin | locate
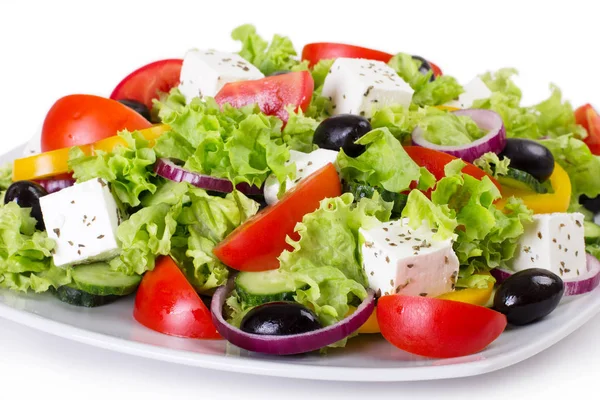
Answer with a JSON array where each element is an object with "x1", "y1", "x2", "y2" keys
[
  {"x1": 71, "y1": 263, "x2": 141, "y2": 296},
  {"x1": 498, "y1": 168, "x2": 548, "y2": 194},
  {"x1": 236, "y1": 285, "x2": 297, "y2": 307},
  {"x1": 52, "y1": 285, "x2": 121, "y2": 308}
]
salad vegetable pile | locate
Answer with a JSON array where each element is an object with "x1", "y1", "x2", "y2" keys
[{"x1": 2, "y1": 25, "x2": 600, "y2": 358}]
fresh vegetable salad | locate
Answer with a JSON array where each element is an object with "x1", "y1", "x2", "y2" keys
[{"x1": 2, "y1": 24, "x2": 600, "y2": 358}]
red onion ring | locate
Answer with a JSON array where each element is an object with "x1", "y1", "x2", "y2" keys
[
  {"x1": 411, "y1": 109, "x2": 506, "y2": 163},
  {"x1": 34, "y1": 178, "x2": 75, "y2": 193},
  {"x1": 491, "y1": 253, "x2": 600, "y2": 296},
  {"x1": 154, "y1": 158, "x2": 262, "y2": 196},
  {"x1": 210, "y1": 279, "x2": 375, "y2": 355}
]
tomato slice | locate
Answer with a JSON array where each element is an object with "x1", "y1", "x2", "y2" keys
[
  {"x1": 403, "y1": 146, "x2": 501, "y2": 193},
  {"x1": 133, "y1": 256, "x2": 220, "y2": 339},
  {"x1": 302, "y1": 42, "x2": 394, "y2": 67},
  {"x1": 377, "y1": 295, "x2": 507, "y2": 358},
  {"x1": 575, "y1": 104, "x2": 600, "y2": 155},
  {"x1": 213, "y1": 163, "x2": 341, "y2": 272},
  {"x1": 41, "y1": 94, "x2": 152, "y2": 152},
  {"x1": 430, "y1": 61, "x2": 443, "y2": 78},
  {"x1": 110, "y1": 59, "x2": 183, "y2": 110},
  {"x1": 214, "y1": 71, "x2": 314, "y2": 123}
]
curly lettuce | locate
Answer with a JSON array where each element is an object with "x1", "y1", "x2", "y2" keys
[{"x1": 0, "y1": 202, "x2": 70, "y2": 292}]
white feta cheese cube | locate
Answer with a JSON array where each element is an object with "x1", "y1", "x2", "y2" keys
[
  {"x1": 359, "y1": 219, "x2": 460, "y2": 298},
  {"x1": 263, "y1": 149, "x2": 339, "y2": 205},
  {"x1": 321, "y1": 58, "x2": 414, "y2": 118},
  {"x1": 178, "y1": 49, "x2": 264, "y2": 101},
  {"x1": 508, "y1": 212, "x2": 586, "y2": 279},
  {"x1": 445, "y1": 77, "x2": 492, "y2": 109},
  {"x1": 40, "y1": 178, "x2": 121, "y2": 267}
]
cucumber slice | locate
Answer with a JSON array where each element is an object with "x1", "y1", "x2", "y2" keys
[
  {"x1": 343, "y1": 182, "x2": 407, "y2": 215},
  {"x1": 52, "y1": 284, "x2": 121, "y2": 308},
  {"x1": 236, "y1": 270, "x2": 301, "y2": 307},
  {"x1": 71, "y1": 262, "x2": 141, "y2": 296},
  {"x1": 584, "y1": 221, "x2": 600, "y2": 244},
  {"x1": 497, "y1": 168, "x2": 548, "y2": 194}
]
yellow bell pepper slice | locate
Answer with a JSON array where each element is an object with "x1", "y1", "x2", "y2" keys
[
  {"x1": 437, "y1": 281, "x2": 495, "y2": 306},
  {"x1": 346, "y1": 306, "x2": 380, "y2": 334},
  {"x1": 494, "y1": 162, "x2": 571, "y2": 214},
  {"x1": 13, "y1": 124, "x2": 170, "y2": 181},
  {"x1": 434, "y1": 105, "x2": 461, "y2": 112}
]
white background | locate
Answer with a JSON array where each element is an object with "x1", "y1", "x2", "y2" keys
[{"x1": 1, "y1": 0, "x2": 599, "y2": 399}]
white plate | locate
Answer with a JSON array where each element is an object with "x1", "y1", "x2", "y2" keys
[{"x1": 1, "y1": 143, "x2": 599, "y2": 382}]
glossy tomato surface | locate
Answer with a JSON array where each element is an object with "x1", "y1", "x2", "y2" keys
[
  {"x1": 301, "y1": 42, "x2": 394, "y2": 66},
  {"x1": 377, "y1": 295, "x2": 507, "y2": 358},
  {"x1": 110, "y1": 59, "x2": 183, "y2": 110},
  {"x1": 41, "y1": 94, "x2": 151, "y2": 152},
  {"x1": 213, "y1": 163, "x2": 341, "y2": 272},
  {"x1": 133, "y1": 256, "x2": 221, "y2": 339},
  {"x1": 575, "y1": 104, "x2": 600, "y2": 155},
  {"x1": 215, "y1": 71, "x2": 313, "y2": 123}
]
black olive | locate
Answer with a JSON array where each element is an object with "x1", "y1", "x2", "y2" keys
[
  {"x1": 580, "y1": 194, "x2": 600, "y2": 214},
  {"x1": 499, "y1": 138, "x2": 555, "y2": 182},
  {"x1": 493, "y1": 268, "x2": 564, "y2": 326},
  {"x1": 4, "y1": 181, "x2": 48, "y2": 230},
  {"x1": 240, "y1": 301, "x2": 322, "y2": 336},
  {"x1": 268, "y1": 70, "x2": 290, "y2": 76},
  {"x1": 411, "y1": 55, "x2": 435, "y2": 82},
  {"x1": 313, "y1": 114, "x2": 372, "y2": 157},
  {"x1": 117, "y1": 99, "x2": 152, "y2": 122}
]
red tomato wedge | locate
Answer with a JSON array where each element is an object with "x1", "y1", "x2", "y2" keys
[
  {"x1": 133, "y1": 256, "x2": 221, "y2": 339},
  {"x1": 41, "y1": 94, "x2": 152, "y2": 152},
  {"x1": 575, "y1": 104, "x2": 600, "y2": 155},
  {"x1": 377, "y1": 295, "x2": 507, "y2": 358},
  {"x1": 302, "y1": 42, "x2": 394, "y2": 67},
  {"x1": 110, "y1": 59, "x2": 183, "y2": 110},
  {"x1": 404, "y1": 146, "x2": 501, "y2": 194},
  {"x1": 430, "y1": 61, "x2": 443, "y2": 78},
  {"x1": 213, "y1": 163, "x2": 341, "y2": 272},
  {"x1": 215, "y1": 71, "x2": 314, "y2": 123}
]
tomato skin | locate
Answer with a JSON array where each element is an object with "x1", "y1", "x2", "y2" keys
[
  {"x1": 213, "y1": 163, "x2": 341, "y2": 272},
  {"x1": 110, "y1": 59, "x2": 183, "y2": 110},
  {"x1": 41, "y1": 94, "x2": 152, "y2": 152},
  {"x1": 302, "y1": 42, "x2": 394, "y2": 67},
  {"x1": 575, "y1": 104, "x2": 600, "y2": 155},
  {"x1": 429, "y1": 61, "x2": 443, "y2": 78},
  {"x1": 215, "y1": 71, "x2": 314, "y2": 123},
  {"x1": 404, "y1": 146, "x2": 501, "y2": 193},
  {"x1": 133, "y1": 256, "x2": 221, "y2": 339},
  {"x1": 377, "y1": 295, "x2": 507, "y2": 358}
]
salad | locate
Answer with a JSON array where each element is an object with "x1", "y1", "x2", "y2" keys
[{"x1": 2, "y1": 24, "x2": 600, "y2": 359}]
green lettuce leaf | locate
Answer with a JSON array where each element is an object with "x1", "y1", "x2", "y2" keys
[
  {"x1": 68, "y1": 130, "x2": 157, "y2": 207},
  {"x1": 232, "y1": 24, "x2": 301, "y2": 76},
  {"x1": 418, "y1": 108, "x2": 485, "y2": 146},
  {"x1": 387, "y1": 53, "x2": 464, "y2": 107},
  {"x1": 401, "y1": 190, "x2": 457, "y2": 241},
  {"x1": 0, "y1": 202, "x2": 70, "y2": 292},
  {"x1": 154, "y1": 95, "x2": 296, "y2": 189},
  {"x1": 0, "y1": 163, "x2": 12, "y2": 191},
  {"x1": 370, "y1": 105, "x2": 424, "y2": 143},
  {"x1": 277, "y1": 193, "x2": 392, "y2": 326},
  {"x1": 473, "y1": 152, "x2": 511, "y2": 178},
  {"x1": 429, "y1": 159, "x2": 533, "y2": 287},
  {"x1": 539, "y1": 135, "x2": 600, "y2": 203},
  {"x1": 336, "y1": 127, "x2": 421, "y2": 193}
]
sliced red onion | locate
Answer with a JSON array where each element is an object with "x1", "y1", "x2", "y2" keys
[
  {"x1": 411, "y1": 109, "x2": 506, "y2": 163},
  {"x1": 34, "y1": 178, "x2": 75, "y2": 193},
  {"x1": 154, "y1": 158, "x2": 262, "y2": 196},
  {"x1": 210, "y1": 279, "x2": 375, "y2": 355},
  {"x1": 491, "y1": 254, "x2": 600, "y2": 296}
]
